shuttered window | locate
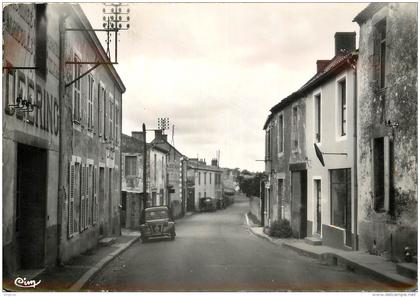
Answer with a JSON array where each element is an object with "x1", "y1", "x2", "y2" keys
[
  {"x1": 68, "y1": 163, "x2": 75, "y2": 237},
  {"x1": 93, "y1": 166, "x2": 98, "y2": 224},
  {"x1": 80, "y1": 165, "x2": 85, "y2": 231}
]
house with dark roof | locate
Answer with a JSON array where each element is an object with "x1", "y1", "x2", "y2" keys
[
  {"x1": 121, "y1": 132, "x2": 169, "y2": 229},
  {"x1": 354, "y1": 3, "x2": 417, "y2": 261},
  {"x1": 263, "y1": 32, "x2": 358, "y2": 249},
  {"x1": 151, "y1": 130, "x2": 188, "y2": 219}
]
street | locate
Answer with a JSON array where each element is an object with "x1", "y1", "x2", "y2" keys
[{"x1": 84, "y1": 194, "x2": 394, "y2": 291}]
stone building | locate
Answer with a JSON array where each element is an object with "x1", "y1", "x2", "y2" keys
[
  {"x1": 187, "y1": 159, "x2": 222, "y2": 211},
  {"x1": 151, "y1": 130, "x2": 188, "y2": 219},
  {"x1": 263, "y1": 32, "x2": 358, "y2": 244},
  {"x1": 354, "y1": 3, "x2": 417, "y2": 261},
  {"x1": 121, "y1": 132, "x2": 169, "y2": 229},
  {"x1": 263, "y1": 91, "x2": 307, "y2": 238},
  {"x1": 3, "y1": 3, "x2": 125, "y2": 278}
]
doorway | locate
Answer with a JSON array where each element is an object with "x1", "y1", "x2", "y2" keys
[
  {"x1": 315, "y1": 180, "x2": 322, "y2": 235},
  {"x1": 291, "y1": 170, "x2": 307, "y2": 238},
  {"x1": 99, "y1": 167, "x2": 105, "y2": 236},
  {"x1": 16, "y1": 144, "x2": 47, "y2": 269}
]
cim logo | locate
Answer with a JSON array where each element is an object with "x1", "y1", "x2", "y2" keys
[{"x1": 14, "y1": 277, "x2": 41, "y2": 289}]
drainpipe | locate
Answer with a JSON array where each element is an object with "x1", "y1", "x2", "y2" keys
[
  {"x1": 57, "y1": 11, "x2": 69, "y2": 266},
  {"x1": 352, "y1": 65, "x2": 359, "y2": 251}
]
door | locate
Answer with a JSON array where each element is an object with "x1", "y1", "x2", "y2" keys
[
  {"x1": 291, "y1": 171, "x2": 307, "y2": 238},
  {"x1": 16, "y1": 144, "x2": 47, "y2": 269},
  {"x1": 187, "y1": 188, "x2": 195, "y2": 211},
  {"x1": 108, "y1": 168, "x2": 113, "y2": 235},
  {"x1": 315, "y1": 180, "x2": 321, "y2": 234},
  {"x1": 121, "y1": 192, "x2": 127, "y2": 228},
  {"x1": 99, "y1": 167, "x2": 105, "y2": 236}
]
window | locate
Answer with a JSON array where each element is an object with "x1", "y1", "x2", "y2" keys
[
  {"x1": 6, "y1": 69, "x2": 15, "y2": 108},
  {"x1": 199, "y1": 192, "x2": 201, "y2": 199},
  {"x1": 103, "y1": 89, "x2": 107, "y2": 139},
  {"x1": 35, "y1": 4, "x2": 47, "y2": 78},
  {"x1": 98, "y1": 84, "x2": 104, "y2": 136},
  {"x1": 161, "y1": 155, "x2": 164, "y2": 181},
  {"x1": 374, "y1": 19, "x2": 387, "y2": 89},
  {"x1": 204, "y1": 191, "x2": 206, "y2": 197},
  {"x1": 73, "y1": 53, "x2": 81, "y2": 123},
  {"x1": 314, "y1": 94, "x2": 321, "y2": 143},
  {"x1": 154, "y1": 154, "x2": 157, "y2": 183},
  {"x1": 198, "y1": 172, "x2": 201, "y2": 185},
  {"x1": 69, "y1": 161, "x2": 81, "y2": 237},
  {"x1": 278, "y1": 114, "x2": 284, "y2": 154},
  {"x1": 338, "y1": 79, "x2": 347, "y2": 136},
  {"x1": 109, "y1": 94, "x2": 114, "y2": 141},
  {"x1": 277, "y1": 179, "x2": 284, "y2": 219},
  {"x1": 204, "y1": 172, "x2": 207, "y2": 185},
  {"x1": 209, "y1": 173, "x2": 212, "y2": 184},
  {"x1": 87, "y1": 75, "x2": 94, "y2": 131},
  {"x1": 125, "y1": 156, "x2": 137, "y2": 176},
  {"x1": 115, "y1": 102, "x2": 119, "y2": 144},
  {"x1": 292, "y1": 106, "x2": 299, "y2": 150},
  {"x1": 373, "y1": 137, "x2": 390, "y2": 212},
  {"x1": 265, "y1": 128, "x2": 271, "y2": 160},
  {"x1": 80, "y1": 164, "x2": 88, "y2": 231}
]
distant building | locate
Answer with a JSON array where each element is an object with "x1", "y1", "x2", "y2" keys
[
  {"x1": 354, "y1": 3, "x2": 417, "y2": 260},
  {"x1": 3, "y1": 3, "x2": 125, "y2": 277},
  {"x1": 121, "y1": 132, "x2": 168, "y2": 229},
  {"x1": 187, "y1": 159, "x2": 222, "y2": 211},
  {"x1": 151, "y1": 130, "x2": 188, "y2": 219}
]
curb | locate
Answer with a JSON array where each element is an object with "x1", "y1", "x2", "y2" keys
[
  {"x1": 69, "y1": 235, "x2": 140, "y2": 291},
  {"x1": 244, "y1": 213, "x2": 416, "y2": 288}
]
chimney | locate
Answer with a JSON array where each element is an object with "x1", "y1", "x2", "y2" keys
[
  {"x1": 334, "y1": 32, "x2": 356, "y2": 56},
  {"x1": 131, "y1": 131, "x2": 145, "y2": 141},
  {"x1": 154, "y1": 129, "x2": 168, "y2": 142},
  {"x1": 211, "y1": 158, "x2": 218, "y2": 167},
  {"x1": 316, "y1": 60, "x2": 330, "y2": 73}
]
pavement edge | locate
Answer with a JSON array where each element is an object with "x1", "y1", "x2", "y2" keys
[
  {"x1": 69, "y1": 235, "x2": 140, "y2": 291},
  {"x1": 244, "y1": 213, "x2": 416, "y2": 289}
]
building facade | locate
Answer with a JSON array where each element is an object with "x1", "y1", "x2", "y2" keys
[
  {"x1": 303, "y1": 34, "x2": 358, "y2": 250},
  {"x1": 354, "y1": 3, "x2": 418, "y2": 260},
  {"x1": 187, "y1": 159, "x2": 222, "y2": 211},
  {"x1": 121, "y1": 132, "x2": 169, "y2": 229},
  {"x1": 151, "y1": 130, "x2": 188, "y2": 219},
  {"x1": 3, "y1": 3, "x2": 125, "y2": 278},
  {"x1": 263, "y1": 92, "x2": 308, "y2": 238}
]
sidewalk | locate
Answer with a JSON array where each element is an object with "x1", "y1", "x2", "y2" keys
[
  {"x1": 245, "y1": 213, "x2": 417, "y2": 290},
  {"x1": 4, "y1": 229, "x2": 141, "y2": 292}
]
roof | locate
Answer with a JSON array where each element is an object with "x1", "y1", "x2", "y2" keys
[
  {"x1": 187, "y1": 160, "x2": 222, "y2": 172},
  {"x1": 353, "y1": 3, "x2": 388, "y2": 24},
  {"x1": 151, "y1": 137, "x2": 186, "y2": 159},
  {"x1": 121, "y1": 133, "x2": 169, "y2": 154},
  {"x1": 263, "y1": 51, "x2": 358, "y2": 129},
  {"x1": 71, "y1": 4, "x2": 126, "y2": 93}
]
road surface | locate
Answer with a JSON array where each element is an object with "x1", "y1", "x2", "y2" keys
[{"x1": 84, "y1": 194, "x2": 395, "y2": 291}]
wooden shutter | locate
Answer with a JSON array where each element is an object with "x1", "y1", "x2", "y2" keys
[
  {"x1": 68, "y1": 163, "x2": 75, "y2": 237},
  {"x1": 85, "y1": 165, "x2": 89, "y2": 228},
  {"x1": 94, "y1": 165, "x2": 98, "y2": 224}
]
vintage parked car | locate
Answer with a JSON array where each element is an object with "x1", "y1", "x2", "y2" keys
[
  {"x1": 140, "y1": 206, "x2": 176, "y2": 243},
  {"x1": 199, "y1": 197, "x2": 217, "y2": 212}
]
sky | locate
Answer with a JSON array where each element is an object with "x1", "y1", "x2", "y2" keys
[{"x1": 81, "y1": 2, "x2": 367, "y2": 172}]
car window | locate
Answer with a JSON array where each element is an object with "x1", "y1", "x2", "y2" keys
[{"x1": 145, "y1": 209, "x2": 168, "y2": 220}]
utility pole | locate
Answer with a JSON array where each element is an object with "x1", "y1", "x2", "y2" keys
[{"x1": 142, "y1": 123, "x2": 148, "y2": 211}]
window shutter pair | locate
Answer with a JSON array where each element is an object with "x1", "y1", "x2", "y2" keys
[{"x1": 68, "y1": 163, "x2": 75, "y2": 237}]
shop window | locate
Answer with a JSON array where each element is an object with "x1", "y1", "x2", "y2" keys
[{"x1": 330, "y1": 168, "x2": 351, "y2": 229}]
